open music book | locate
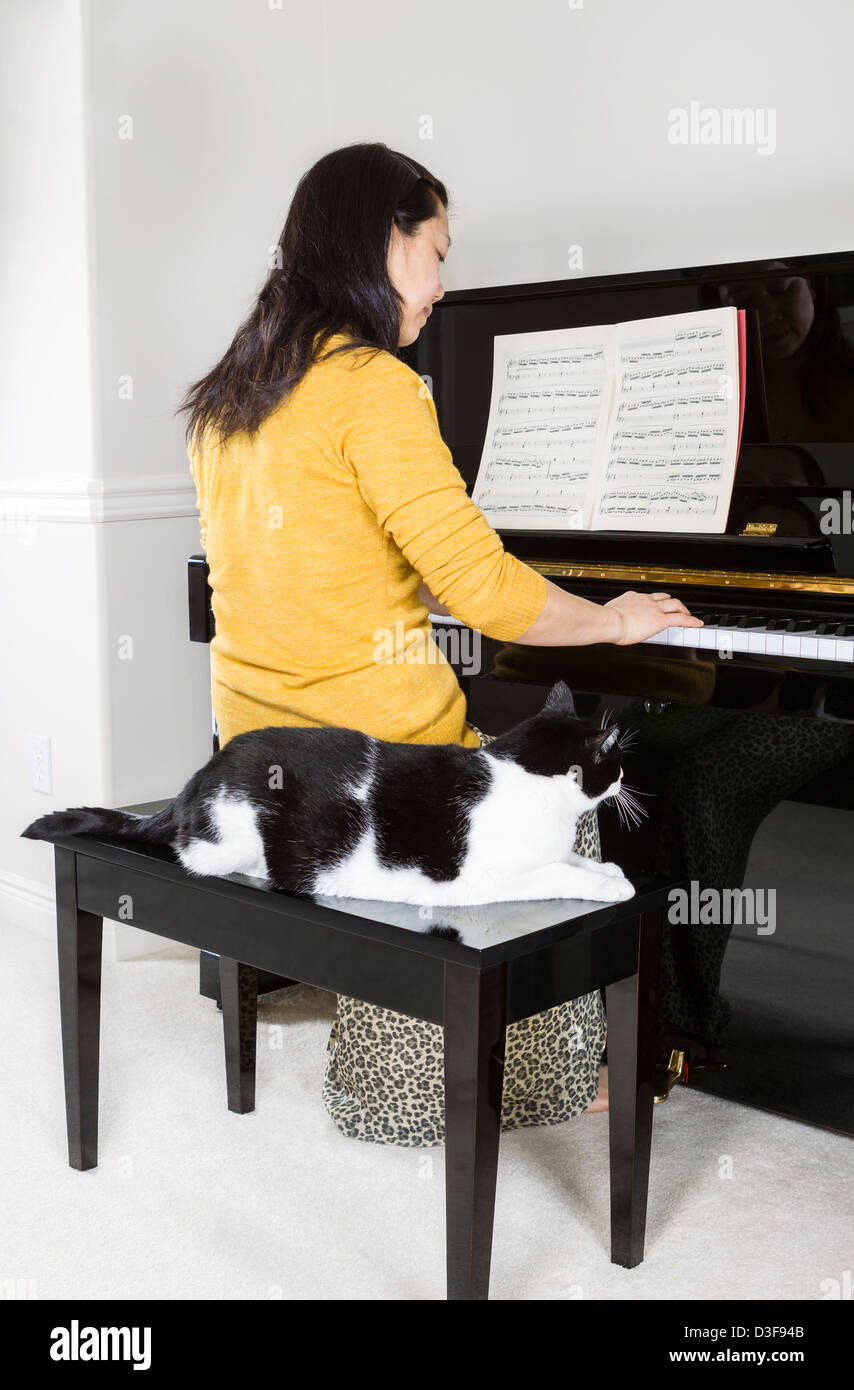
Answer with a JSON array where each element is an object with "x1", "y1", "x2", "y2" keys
[{"x1": 471, "y1": 306, "x2": 747, "y2": 533}]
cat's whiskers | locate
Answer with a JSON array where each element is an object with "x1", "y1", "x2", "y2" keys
[
  {"x1": 612, "y1": 795, "x2": 641, "y2": 830},
  {"x1": 607, "y1": 779, "x2": 651, "y2": 830},
  {"x1": 617, "y1": 794, "x2": 646, "y2": 827},
  {"x1": 620, "y1": 781, "x2": 653, "y2": 799}
]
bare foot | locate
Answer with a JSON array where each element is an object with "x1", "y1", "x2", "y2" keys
[{"x1": 583, "y1": 1064, "x2": 609, "y2": 1114}]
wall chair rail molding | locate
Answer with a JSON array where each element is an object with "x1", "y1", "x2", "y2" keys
[{"x1": 0, "y1": 474, "x2": 199, "y2": 524}]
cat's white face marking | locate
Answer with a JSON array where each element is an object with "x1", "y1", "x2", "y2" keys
[
  {"x1": 180, "y1": 789, "x2": 269, "y2": 881},
  {"x1": 604, "y1": 769, "x2": 623, "y2": 800}
]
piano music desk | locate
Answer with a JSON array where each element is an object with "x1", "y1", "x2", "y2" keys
[{"x1": 43, "y1": 806, "x2": 680, "y2": 1300}]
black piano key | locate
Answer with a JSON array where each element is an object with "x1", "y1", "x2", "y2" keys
[
  {"x1": 764, "y1": 617, "x2": 790, "y2": 631},
  {"x1": 737, "y1": 616, "x2": 766, "y2": 629},
  {"x1": 785, "y1": 618, "x2": 819, "y2": 632},
  {"x1": 715, "y1": 614, "x2": 739, "y2": 627},
  {"x1": 815, "y1": 622, "x2": 842, "y2": 635}
]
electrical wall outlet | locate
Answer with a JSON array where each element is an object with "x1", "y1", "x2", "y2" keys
[{"x1": 29, "y1": 733, "x2": 53, "y2": 795}]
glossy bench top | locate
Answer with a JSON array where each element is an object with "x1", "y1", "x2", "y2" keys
[{"x1": 41, "y1": 799, "x2": 681, "y2": 968}]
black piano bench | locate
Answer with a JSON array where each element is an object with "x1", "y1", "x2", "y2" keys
[{"x1": 45, "y1": 809, "x2": 677, "y2": 1301}]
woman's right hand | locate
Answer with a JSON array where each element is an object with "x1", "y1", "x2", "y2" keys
[
  {"x1": 603, "y1": 590, "x2": 704, "y2": 646},
  {"x1": 509, "y1": 574, "x2": 705, "y2": 648}
]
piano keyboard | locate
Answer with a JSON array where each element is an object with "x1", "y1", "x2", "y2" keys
[
  {"x1": 646, "y1": 613, "x2": 854, "y2": 663},
  {"x1": 431, "y1": 612, "x2": 854, "y2": 663}
]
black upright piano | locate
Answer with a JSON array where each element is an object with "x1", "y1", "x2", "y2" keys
[{"x1": 404, "y1": 250, "x2": 854, "y2": 1137}]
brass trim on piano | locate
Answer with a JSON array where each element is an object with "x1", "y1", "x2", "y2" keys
[{"x1": 529, "y1": 562, "x2": 854, "y2": 595}]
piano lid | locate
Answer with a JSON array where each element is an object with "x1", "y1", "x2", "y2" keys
[{"x1": 404, "y1": 249, "x2": 854, "y2": 586}]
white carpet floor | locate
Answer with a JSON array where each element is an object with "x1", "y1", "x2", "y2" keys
[{"x1": 2, "y1": 921, "x2": 851, "y2": 1301}]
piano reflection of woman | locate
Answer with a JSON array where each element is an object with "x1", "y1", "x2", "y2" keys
[{"x1": 714, "y1": 260, "x2": 854, "y2": 444}]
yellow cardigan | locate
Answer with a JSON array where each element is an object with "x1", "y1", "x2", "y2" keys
[{"x1": 188, "y1": 332, "x2": 548, "y2": 749}]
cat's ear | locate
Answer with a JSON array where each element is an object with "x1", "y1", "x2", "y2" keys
[
  {"x1": 585, "y1": 728, "x2": 620, "y2": 761},
  {"x1": 542, "y1": 680, "x2": 576, "y2": 717}
]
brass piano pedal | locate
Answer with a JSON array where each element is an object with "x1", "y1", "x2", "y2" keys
[
  {"x1": 654, "y1": 1048, "x2": 687, "y2": 1103},
  {"x1": 654, "y1": 1046, "x2": 728, "y2": 1102}
]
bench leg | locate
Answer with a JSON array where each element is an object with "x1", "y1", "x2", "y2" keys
[
  {"x1": 200, "y1": 949, "x2": 297, "y2": 1007},
  {"x1": 220, "y1": 958, "x2": 257, "y2": 1113},
  {"x1": 55, "y1": 847, "x2": 103, "y2": 1171},
  {"x1": 605, "y1": 905, "x2": 664, "y2": 1268},
  {"x1": 443, "y1": 960, "x2": 507, "y2": 1301}
]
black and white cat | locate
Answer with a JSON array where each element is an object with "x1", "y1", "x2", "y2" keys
[{"x1": 22, "y1": 681, "x2": 640, "y2": 908}]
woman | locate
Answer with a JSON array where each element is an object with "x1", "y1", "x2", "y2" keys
[{"x1": 179, "y1": 142, "x2": 699, "y2": 1145}]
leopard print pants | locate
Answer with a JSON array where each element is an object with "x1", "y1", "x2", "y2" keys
[{"x1": 322, "y1": 727, "x2": 606, "y2": 1147}]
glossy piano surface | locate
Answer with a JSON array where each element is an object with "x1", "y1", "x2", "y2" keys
[
  {"x1": 413, "y1": 251, "x2": 854, "y2": 1137},
  {"x1": 406, "y1": 247, "x2": 854, "y2": 586}
]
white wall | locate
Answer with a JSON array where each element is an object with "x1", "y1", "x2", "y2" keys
[
  {"x1": 0, "y1": 0, "x2": 96, "y2": 486},
  {"x1": 3, "y1": 0, "x2": 854, "y2": 941},
  {"x1": 0, "y1": 0, "x2": 111, "y2": 935}
]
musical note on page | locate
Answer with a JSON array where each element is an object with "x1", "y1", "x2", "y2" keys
[
  {"x1": 590, "y1": 310, "x2": 742, "y2": 532},
  {"x1": 471, "y1": 327, "x2": 615, "y2": 529}
]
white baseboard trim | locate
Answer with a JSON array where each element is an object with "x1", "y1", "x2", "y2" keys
[
  {"x1": 0, "y1": 473, "x2": 199, "y2": 524},
  {"x1": 0, "y1": 868, "x2": 56, "y2": 941},
  {"x1": 0, "y1": 869, "x2": 175, "y2": 960},
  {"x1": 111, "y1": 923, "x2": 176, "y2": 960}
]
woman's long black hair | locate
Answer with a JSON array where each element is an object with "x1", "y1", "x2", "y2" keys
[{"x1": 178, "y1": 142, "x2": 448, "y2": 448}]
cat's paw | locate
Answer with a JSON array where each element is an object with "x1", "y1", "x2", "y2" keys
[
  {"x1": 596, "y1": 860, "x2": 625, "y2": 879},
  {"x1": 594, "y1": 875, "x2": 635, "y2": 902}
]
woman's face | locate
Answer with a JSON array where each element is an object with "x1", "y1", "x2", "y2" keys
[
  {"x1": 387, "y1": 199, "x2": 449, "y2": 346},
  {"x1": 720, "y1": 263, "x2": 816, "y2": 360}
]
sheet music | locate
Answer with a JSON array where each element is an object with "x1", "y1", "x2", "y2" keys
[
  {"x1": 471, "y1": 308, "x2": 741, "y2": 534},
  {"x1": 589, "y1": 308, "x2": 741, "y2": 532},
  {"x1": 471, "y1": 326, "x2": 615, "y2": 529}
]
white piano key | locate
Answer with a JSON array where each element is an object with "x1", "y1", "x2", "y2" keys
[{"x1": 629, "y1": 619, "x2": 853, "y2": 665}]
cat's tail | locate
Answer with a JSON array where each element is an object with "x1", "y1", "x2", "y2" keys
[{"x1": 21, "y1": 803, "x2": 176, "y2": 846}]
